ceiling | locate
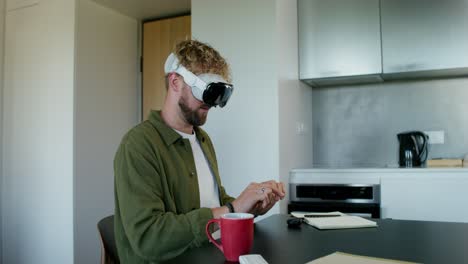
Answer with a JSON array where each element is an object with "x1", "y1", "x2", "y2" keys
[{"x1": 91, "y1": 0, "x2": 191, "y2": 20}]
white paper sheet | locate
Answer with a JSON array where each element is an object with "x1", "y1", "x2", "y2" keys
[
  {"x1": 291, "y1": 211, "x2": 377, "y2": 230},
  {"x1": 307, "y1": 252, "x2": 420, "y2": 264}
]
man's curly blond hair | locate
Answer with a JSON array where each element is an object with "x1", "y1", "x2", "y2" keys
[{"x1": 174, "y1": 40, "x2": 232, "y2": 83}]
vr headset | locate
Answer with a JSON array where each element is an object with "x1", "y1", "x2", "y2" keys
[{"x1": 164, "y1": 53, "x2": 234, "y2": 108}]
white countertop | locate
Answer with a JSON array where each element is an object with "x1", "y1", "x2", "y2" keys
[
  {"x1": 289, "y1": 167, "x2": 468, "y2": 223},
  {"x1": 290, "y1": 167, "x2": 468, "y2": 185},
  {"x1": 291, "y1": 167, "x2": 468, "y2": 173}
]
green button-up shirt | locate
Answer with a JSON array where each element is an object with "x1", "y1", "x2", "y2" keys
[{"x1": 114, "y1": 110, "x2": 234, "y2": 263}]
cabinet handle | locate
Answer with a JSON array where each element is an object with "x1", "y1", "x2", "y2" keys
[
  {"x1": 318, "y1": 70, "x2": 341, "y2": 77},
  {"x1": 389, "y1": 63, "x2": 424, "y2": 72}
]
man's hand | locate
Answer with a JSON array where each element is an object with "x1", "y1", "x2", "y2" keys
[
  {"x1": 259, "y1": 180, "x2": 286, "y2": 203},
  {"x1": 231, "y1": 181, "x2": 285, "y2": 214},
  {"x1": 248, "y1": 195, "x2": 276, "y2": 216}
]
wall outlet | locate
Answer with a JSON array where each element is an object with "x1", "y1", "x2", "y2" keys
[{"x1": 424, "y1": 130, "x2": 445, "y2": 144}]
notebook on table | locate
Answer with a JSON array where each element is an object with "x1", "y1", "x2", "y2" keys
[
  {"x1": 307, "y1": 252, "x2": 419, "y2": 264},
  {"x1": 291, "y1": 211, "x2": 377, "y2": 230}
]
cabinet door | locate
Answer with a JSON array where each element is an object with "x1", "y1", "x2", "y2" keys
[
  {"x1": 298, "y1": 0, "x2": 382, "y2": 83},
  {"x1": 381, "y1": 174, "x2": 468, "y2": 223},
  {"x1": 142, "y1": 15, "x2": 191, "y2": 119},
  {"x1": 381, "y1": 0, "x2": 468, "y2": 75}
]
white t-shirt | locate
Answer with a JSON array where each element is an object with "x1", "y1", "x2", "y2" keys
[{"x1": 175, "y1": 129, "x2": 221, "y2": 208}]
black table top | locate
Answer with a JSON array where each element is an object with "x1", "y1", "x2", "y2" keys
[{"x1": 164, "y1": 214, "x2": 468, "y2": 264}]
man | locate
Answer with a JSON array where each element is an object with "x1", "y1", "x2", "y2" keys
[{"x1": 114, "y1": 40, "x2": 285, "y2": 263}]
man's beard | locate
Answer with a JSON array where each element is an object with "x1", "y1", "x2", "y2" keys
[{"x1": 178, "y1": 95, "x2": 208, "y2": 127}]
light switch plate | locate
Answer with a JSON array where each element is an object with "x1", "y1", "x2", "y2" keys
[
  {"x1": 296, "y1": 122, "x2": 307, "y2": 135},
  {"x1": 424, "y1": 130, "x2": 445, "y2": 144}
]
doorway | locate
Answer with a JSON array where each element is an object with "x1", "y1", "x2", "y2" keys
[{"x1": 142, "y1": 15, "x2": 191, "y2": 119}]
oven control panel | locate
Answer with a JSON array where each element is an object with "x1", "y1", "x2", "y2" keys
[{"x1": 290, "y1": 184, "x2": 380, "y2": 204}]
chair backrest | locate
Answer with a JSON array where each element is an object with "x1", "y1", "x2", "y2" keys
[{"x1": 97, "y1": 215, "x2": 120, "y2": 264}]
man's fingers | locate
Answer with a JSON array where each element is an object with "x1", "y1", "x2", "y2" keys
[
  {"x1": 279, "y1": 182, "x2": 285, "y2": 198},
  {"x1": 262, "y1": 196, "x2": 277, "y2": 211},
  {"x1": 260, "y1": 188, "x2": 272, "y2": 208},
  {"x1": 236, "y1": 181, "x2": 286, "y2": 213},
  {"x1": 262, "y1": 194, "x2": 269, "y2": 208},
  {"x1": 270, "y1": 185, "x2": 285, "y2": 198},
  {"x1": 260, "y1": 181, "x2": 286, "y2": 198}
]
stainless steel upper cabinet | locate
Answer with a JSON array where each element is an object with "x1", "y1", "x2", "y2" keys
[
  {"x1": 298, "y1": 0, "x2": 382, "y2": 87},
  {"x1": 381, "y1": 0, "x2": 468, "y2": 77}
]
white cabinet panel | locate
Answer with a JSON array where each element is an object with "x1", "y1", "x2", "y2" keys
[
  {"x1": 381, "y1": 174, "x2": 468, "y2": 223},
  {"x1": 381, "y1": 0, "x2": 468, "y2": 75},
  {"x1": 7, "y1": 0, "x2": 39, "y2": 11},
  {"x1": 291, "y1": 168, "x2": 468, "y2": 223},
  {"x1": 298, "y1": 0, "x2": 382, "y2": 85}
]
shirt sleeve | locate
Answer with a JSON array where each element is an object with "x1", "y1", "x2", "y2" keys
[
  {"x1": 219, "y1": 185, "x2": 235, "y2": 206},
  {"x1": 114, "y1": 135, "x2": 214, "y2": 262}
]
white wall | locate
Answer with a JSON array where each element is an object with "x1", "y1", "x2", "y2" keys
[
  {"x1": 277, "y1": 0, "x2": 314, "y2": 213},
  {"x1": 74, "y1": 0, "x2": 139, "y2": 263},
  {"x1": 192, "y1": 0, "x2": 280, "y2": 215},
  {"x1": 0, "y1": 0, "x2": 5, "y2": 260},
  {"x1": 3, "y1": 0, "x2": 75, "y2": 263},
  {"x1": 193, "y1": 0, "x2": 314, "y2": 215}
]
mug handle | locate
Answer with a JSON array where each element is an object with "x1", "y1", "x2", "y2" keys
[{"x1": 205, "y1": 219, "x2": 223, "y2": 253}]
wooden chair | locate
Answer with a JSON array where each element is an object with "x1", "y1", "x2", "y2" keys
[{"x1": 97, "y1": 215, "x2": 120, "y2": 264}]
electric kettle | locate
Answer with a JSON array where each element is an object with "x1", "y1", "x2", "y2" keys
[{"x1": 397, "y1": 131, "x2": 429, "y2": 167}]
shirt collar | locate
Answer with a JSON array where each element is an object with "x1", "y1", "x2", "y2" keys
[
  {"x1": 148, "y1": 110, "x2": 181, "y2": 146},
  {"x1": 148, "y1": 110, "x2": 208, "y2": 146}
]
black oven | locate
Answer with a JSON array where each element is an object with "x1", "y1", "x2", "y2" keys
[{"x1": 288, "y1": 183, "x2": 381, "y2": 218}]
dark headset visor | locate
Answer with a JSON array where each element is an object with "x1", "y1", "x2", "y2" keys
[{"x1": 202, "y1": 82, "x2": 234, "y2": 108}]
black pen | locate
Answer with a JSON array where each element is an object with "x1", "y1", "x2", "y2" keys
[{"x1": 304, "y1": 214, "x2": 342, "y2": 218}]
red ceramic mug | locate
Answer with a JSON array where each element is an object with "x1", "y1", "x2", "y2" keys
[{"x1": 205, "y1": 213, "x2": 254, "y2": 262}]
